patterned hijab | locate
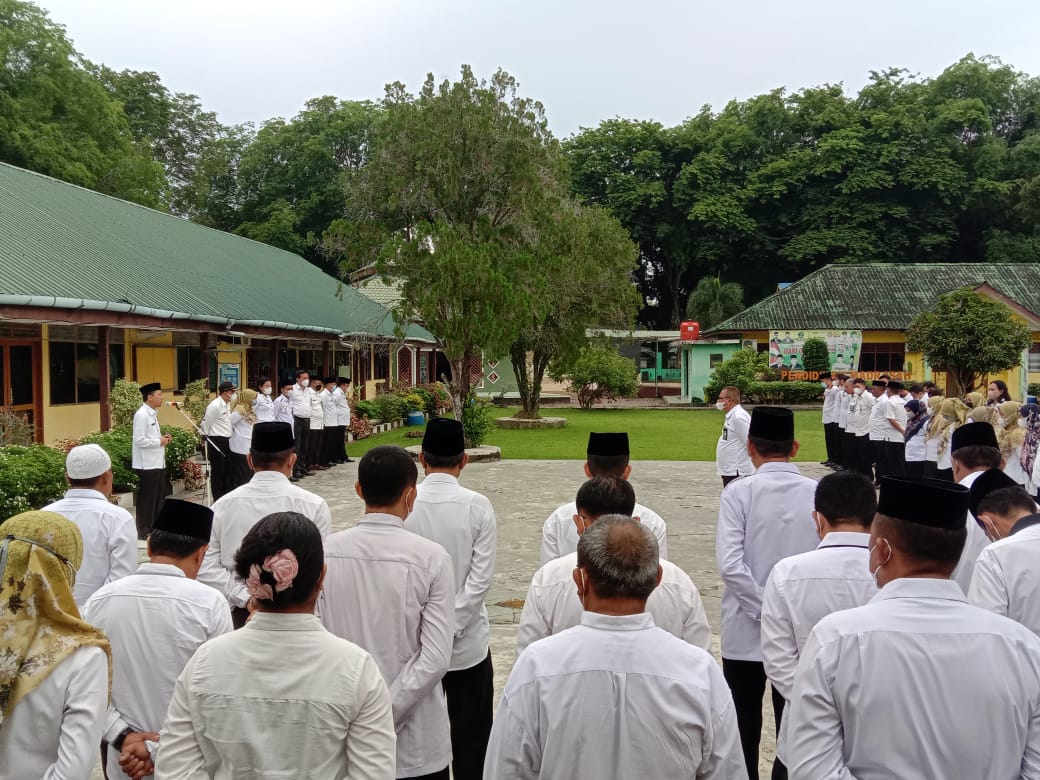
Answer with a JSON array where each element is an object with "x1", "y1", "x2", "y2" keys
[
  {"x1": 933, "y1": 398, "x2": 968, "y2": 456},
  {"x1": 1020, "y1": 404, "x2": 1040, "y2": 476},
  {"x1": 1000, "y1": 401, "x2": 1025, "y2": 452},
  {"x1": 0, "y1": 511, "x2": 110, "y2": 725},
  {"x1": 964, "y1": 391, "x2": 985, "y2": 410},
  {"x1": 234, "y1": 388, "x2": 258, "y2": 424},
  {"x1": 904, "y1": 399, "x2": 929, "y2": 442}
]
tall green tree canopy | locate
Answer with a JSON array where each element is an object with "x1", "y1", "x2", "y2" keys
[{"x1": 685, "y1": 276, "x2": 745, "y2": 331}]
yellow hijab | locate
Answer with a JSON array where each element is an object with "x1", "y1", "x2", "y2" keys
[
  {"x1": 969, "y1": 406, "x2": 1009, "y2": 454},
  {"x1": 0, "y1": 511, "x2": 111, "y2": 725},
  {"x1": 930, "y1": 398, "x2": 968, "y2": 455},
  {"x1": 234, "y1": 388, "x2": 258, "y2": 424},
  {"x1": 1001, "y1": 401, "x2": 1026, "y2": 451},
  {"x1": 964, "y1": 391, "x2": 985, "y2": 410}
]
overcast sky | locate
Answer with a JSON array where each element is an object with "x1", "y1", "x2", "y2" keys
[{"x1": 36, "y1": 0, "x2": 1040, "y2": 137}]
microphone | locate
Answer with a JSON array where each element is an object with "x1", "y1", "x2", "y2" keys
[{"x1": 166, "y1": 401, "x2": 181, "y2": 408}]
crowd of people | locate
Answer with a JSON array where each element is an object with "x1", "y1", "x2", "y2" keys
[{"x1": 1, "y1": 378, "x2": 1040, "y2": 780}]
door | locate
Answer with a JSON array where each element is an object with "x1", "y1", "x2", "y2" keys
[{"x1": 1, "y1": 342, "x2": 41, "y2": 442}]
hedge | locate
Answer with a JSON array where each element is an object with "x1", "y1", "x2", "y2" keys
[
  {"x1": 742, "y1": 381, "x2": 824, "y2": 404},
  {"x1": 82, "y1": 425, "x2": 199, "y2": 492},
  {"x1": 0, "y1": 445, "x2": 68, "y2": 521},
  {"x1": 1029, "y1": 383, "x2": 1040, "y2": 399}
]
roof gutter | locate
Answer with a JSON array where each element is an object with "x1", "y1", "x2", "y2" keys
[{"x1": 0, "y1": 294, "x2": 431, "y2": 341}]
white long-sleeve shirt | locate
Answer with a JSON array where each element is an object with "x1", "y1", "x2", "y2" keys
[
  {"x1": 969, "y1": 516, "x2": 1040, "y2": 636},
  {"x1": 822, "y1": 383, "x2": 841, "y2": 424},
  {"x1": 951, "y1": 470, "x2": 991, "y2": 595},
  {"x1": 405, "y1": 473, "x2": 497, "y2": 670},
  {"x1": 272, "y1": 393, "x2": 293, "y2": 425},
  {"x1": 155, "y1": 613, "x2": 396, "y2": 780},
  {"x1": 785, "y1": 578, "x2": 1040, "y2": 780},
  {"x1": 201, "y1": 396, "x2": 232, "y2": 437},
  {"x1": 883, "y1": 394, "x2": 908, "y2": 442},
  {"x1": 0, "y1": 646, "x2": 108, "y2": 780},
  {"x1": 42, "y1": 488, "x2": 137, "y2": 607},
  {"x1": 517, "y1": 551, "x2": 711, "y2": 655},
  {"x1": 290, "y1": 383, "x2": 313, "y2": 419},
  {"x1": 318, "y1": 514, "x2": 456, "y2": 778},
  {"x1": 321, "y1": 388, "x2": 338, "y2": 426},
  {"x1": 82, "y1": 562, "x2": 233, "y2": 780},
  {"x1": 198, "y1": 471, "x2": 332, "y2": 607},
  {"x1": 716, "y1": 461, "x2": 818, "y2": 660},
  {"x1": 485, "y1": 612, "x2": 748, "y2": 780},
  {"x1": 132, "y1": 403, "x2": 164, "y2": 470},
  {"x1": 716, "y1": 404, "x2": 755, "y2": 477},
  {"x1": 310, "y1": 389, "x2": 325, "y2": 431},
  {"x1": 252, "y1": 392, "x2": 275, "y2": 422},
  {"x1": 228, "y1": 411, "x2": 253, "y2": 455},
  {"x1": 868, "y1": 394, "x2": 890, "y2": 441},
  {"x1": 333, "y1": 386, "x2": 352, "y2": 426},
  {"x1": 846, "y1": 391, "x2": 874, "y2": 437},
  {"x1": 836, "y1": 390, "x2": 851, "y2": 430},
  {"x1": 540, "y1": 499, "x2": 668, "y2": 565}
]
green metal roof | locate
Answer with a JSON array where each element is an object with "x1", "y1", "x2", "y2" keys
[
  {"x1": 0, "y1": 163, "x2": 433, "y2": 342},
  {"x1": 707, "y1": 262, "x2": 1040, "y2": 333}
]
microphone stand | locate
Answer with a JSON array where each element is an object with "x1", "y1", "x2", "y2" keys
[{"x1": 166, "y1": 402, "x2": 221, "y2": 505}]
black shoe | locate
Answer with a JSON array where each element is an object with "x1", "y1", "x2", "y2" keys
[
  {"x1": 289, "y1": 475, "x2": 301, "y2": 483},
  {"x1": 302, "y1": 470, "x2": 315, "y2": 476},
  {"x1": 343, "y1": 457, "x2": 355, "y2": 463}
]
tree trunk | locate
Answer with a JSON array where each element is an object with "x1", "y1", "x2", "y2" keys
[
  {"x1": 445, "y1": 353, "x2": 473, "y2": 436},
  {"x1": 509, "y1": 342, "x2": 534, "y2": 418}
]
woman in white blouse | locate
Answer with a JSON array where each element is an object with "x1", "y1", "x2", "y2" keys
[
  {"x1": 227, "y1": 388, "x2": 258, "y2": 491},
  {"x1": 253, "y1": 377, "x2": 276, "y2": 423},
  {"x1": 0, "y1": 511, "x2": 111, "y2": 780},
  {"x1": 154, "y1": 512, "x2": 396, "y2": 779}
]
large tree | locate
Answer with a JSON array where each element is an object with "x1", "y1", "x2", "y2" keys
[
  {"x1": 905, "y1": 287, "x2": 1032, "y2": 395},
  {"x1": 0, "y1": 0, "x2": 165, "y2": 205},
  {"x1": 685, "y1": 276, "x2": 744, "y2": 331},
  {"x1": 342, "y1": 66, "x2": 560, "y2": 423}
]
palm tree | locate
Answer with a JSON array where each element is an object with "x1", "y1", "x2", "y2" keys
[{"x1": 685, "y1": 276, "x2": 745, "y2": 330}]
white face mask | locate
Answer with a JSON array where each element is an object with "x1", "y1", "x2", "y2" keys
[
  {"x1": 300, "y1": 379, "x2": 310, "y2": 388},
  {"x1": 869, "y1": 540, "x2": 891, "y2": 586},
  {"x1": 715, "y1": 401, "x2": 726, "y2": 411},
  {"x1": 229, "y1": 393, "x2": 238, "y2": 405},
  {"x1": 262, "y1": 386, "x2": 272, "y2": 395},
  {"x1": 854, "y1": 387, "x2": 864, "y2": 396},
  {"x1": 1020, "y1": 417, "x2": 1029, "y2": 428}
]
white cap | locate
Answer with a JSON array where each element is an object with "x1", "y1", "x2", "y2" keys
[{"x1": 65, "y1": 444, "x2": 112, "y2": 480}]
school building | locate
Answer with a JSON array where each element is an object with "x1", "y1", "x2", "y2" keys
[
  {"x1": 0, "y1": 162, "x2": 436, "y2": 445},
  {"x1": 677, "y1": 263, "x2": 1040, "y2": 400}
]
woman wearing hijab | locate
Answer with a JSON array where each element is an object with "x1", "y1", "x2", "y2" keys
[
  {"x1": 1020, "y1": 403, "x2": 1040, "y2": 499},
  {"x1": 930, "y1": 398, "x2": 967, "y2": 481},
  {"x1": 903, "y1": 399, "x2": 930, "y2": 478},
  {"x1": 228, "y1": 388, "x2": 259, "y2": 491},
  {"x1": 999, "y1": 401, "x2": 1028, "y2": 488},
  {"x1": 987, "y1": 380, "x2": 1012, "y2": 406},
  {"x1": 922, "y1": 396, "x2": 945, "y2": 478},
  {"x1": 0, "y1": 511, "x2": 111, "y2": 780},
  {"x1": 154, "y1": 512, "x2": 396, "y2": 778},
  {"x1": 964, "y1": 391, "x2": 985, "y2": 410}
]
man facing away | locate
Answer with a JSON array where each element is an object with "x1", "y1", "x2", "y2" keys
[
  {"x1": 197, "y1": 421, "x2": 332, "y2": 627},
  {"x1": 519, "y1": 475, "x2": 710, "y2": 655},
  {"x1": 760, "y1": 470, "x2": 878, "y2": 779},
  {"x1": 785, "y1": 476, "x2": 1040, "y2": 779},
  {"x1": 967, "y1": 468, "x2": 1040, "y2": 636},
  {"x1": 948, "y1": 421, "x2": 1004, "y2": 594},
  {"x1": 132, "y1": 381, "x2": 171, "y2": 539},
  {"x1": 83, "y1": 499, "x2": 232, "y2": 780},
  {"x1": 540, "y1": 432, "x2": 668, "y2": 564},
  {"x1": 715, "y1": 406, "x2": 819, "y2": 780},
  {"x1": 319, "y1": 445, "x2": 456, "y2": 780},
  {"x1": 405, "y1": 419, "x2": 497, "y2": 780},
  {"x1": 43, "y1": 443, "x2": 136, "y2": 608},
  {"x1": 485, "y1": 516, "x2": 747, "y2": 780},
  {"x1": 716, "y1": 385, "x2": 755, "y2": 486}
]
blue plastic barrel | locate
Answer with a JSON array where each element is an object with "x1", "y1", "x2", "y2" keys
[{"x1": 406, "y1": 411, "x2": 425, "y2": 426}]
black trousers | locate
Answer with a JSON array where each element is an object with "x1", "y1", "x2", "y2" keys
[
  {"x1": 848, "y1": 435, "x2": 873, "y2": 479},
  {"x1": 721, "y1": 473, "x2": 744, "y2": 487},
  {"x1": 228, "y1": 451, "x2": 252, "y2": 491},
  {"x1": 922, "y1": 461, "x2": 939, "y2": 479},
  {"x1": 824, "y1": 422, "x2": 841, "y2": 463},
  {"x1": 885, "y1": 441, "x2": 906, "y2": 478},
  {"x1": 293, "y1": 417, "x2": 310, "y2": 475},
  {"x1": 722, "y1": 658, "x2": 786, "y2": 780},
  {"x1": 441, "y1": 651, "x2": 494, "y2": 780},
  {"x1": 206, "y1": 435, "x2": 231, "y2": 500},
  {"x1": 905, "y1": 460, "x2": 926, "y2": 478},
  {"x1": 403, "y1": 770, "x2": 448, "y2": 780},
  {"x1": 306, "y1": 425, "x2": 323, "y2": 467},
  {"x1": 936, "y1": 467, "x2": 954, "y2": 482},
  {"x1": 134, "y1": 468, "x2": 168, "y2": 538},
  {"x1": 870, "y1": 439, "x2": 886, "y2": 481},
  {"x1": 842, "y1": 432, "x2": 858, "y2": 473}
]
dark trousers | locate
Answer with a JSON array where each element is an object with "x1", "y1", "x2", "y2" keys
[
  {"x1": 442, "y1": 651, "x2": 494, "y2": 780},
  {"x1": 306, "y1": 425, "x2": 323, "y2": 467},
  {"x1": 231, "y1": 606, "x2": 250, "y2": 629},
  {"x1": 722, "y1": 658, "x2": 786, "y2": 780},
  {"x1": 842, "y1": 432, "x2": 858, "y2": 472},
  {"x1": 324, "y1": 425, "x2": 346, "y2": 462},
  {"x1": 293, "y1": 417, "x2": 310, "y2": 475},
  {"x1": 849, "y1": 435, "x2": 873, "y2": 478},
  {"x1": 922, "y1": 461, "x2": 939, "y2": 479},
  {"x1": 870, "y1": 439, "x2": 886, "y2": 481},
  {"x1": 885, "y1": 441, "x2": 906, "y2": 478},
  {"x1": 134, "y1": 468, "x2": 168, "y2": 538},
  {"x1": 721, "y1": 473, "x2": 743, "y2": 487},
  {"x1": 206, "y1": 435, "x2": 231, "y2": 500},
  {"x1": 824, "y1": 422, "x2": 841, "y2": 463},
  {"x1": 403, "y1": 770, "x2": 448, "y2": 780},
  {"x1": 228, "y1": 451, "x2": 252, "y2": 491},
  {"x1": 936, "y1": 467, "x2": 954, "y2": 482},
  {"x1": 905, "y1": 460, "x2": 926, "y2": 478}
]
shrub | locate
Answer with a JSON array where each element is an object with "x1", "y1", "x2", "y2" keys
[
  {"x1": 703, "y1": 349, "x2": 774, "y2": 402},
  {"x1": 801, "y1": 338, "x2": 831, "y2": 373},
  {"x1": 549, "y1": 345, "x2": 640, "y2": 410},
  {"x1": 373, "y1": 393, "x2": 408, "y2": 423},
  {"x1": 0, "y1": 409, "x2": 34, "y2": 446},
  {"x1": 354, "y1": 400, "x2": 379, "y2": 420},
  {"x1": 743, "y1": 381, "x2": 824, "y2": 404},
  {"x1": 349, "y1": 416, "x2": 374, "y2": 440},
  {"x1": 183, "y1": 379, "x2": 211, "y2": 423},
  {"x1": 110, "y1": 379, "x2": 142, "y2": 428},
  {"x1": 0, "y1": 445, "x2": 68, "y2": 520},
  {"x1": 81, "y1": 428, "x2": 136, "y2": 492},
  {"x1": 411, "y1": 387, "x2": 436, "y2": 415},
  {"x1": 462, "y1": 394, "x2": 495, "y2": 446},
  {"x1": 164, "y1": 426, "x2": 201, "y2": 479},
  {"x1": 1029, "y1": 383, "x2": 1040, "y2": 399},
  {"x1": 399, "y1": 393, "x2": 426, "y2": 413}
]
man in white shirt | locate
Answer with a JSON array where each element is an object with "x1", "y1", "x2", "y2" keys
[
  {"x1": 761, "y1": 470, "x2": 878, "y2": 779},
  {"x1": 43, "y1": 443, "x2": 137, "y2": 608},
  {"x1": 716, "y1": 385, "x2": 755, "y2": 486},
  {"x1": 486, "y1": 516, "x2": 747, "y2": 780},
  {"x1": 333, "y1": 377, "x2": 355, "y2": 463},
  {"x1": 520, "y1": 477, "x2": 710, "y2": 655},
  {"x1": 319, "y1": 445, "x2": 455, "y2": 780},
  {"x1": 198, "y1": 421, "x2": 332, "y2": 627},
  {"x1": 967, "y1": 468, "x2": 1040, "y2": 635},
  {"x1": 319, "y1": 376, "x2": 340, "y2": 466},
  {"x1": 290, "y1": 368, "x2": 315, "y2": 480},
  {"x1": 882, "y1": 381, "x2": 907, "y2": 478},
  {"x1": 949, "y1": 422, "x2": 1004, "y2": 594},
  {"x1": 406, "y1": 419, "x2": 497, "y2": 780},
  {"x1": 785, "y1": 476, "x2": 1040, "y2": 779},
  {"x1": 845, "y1": 378, "x2": 874, "y2": 479},
  {"x1": 834, "y1": 376, "x2": 852, "y2": 470},
  {"x1": 866, "y1": 379, "x2": 890, "y2": 484},
  {"x1": 540, "y1": 432, "x2": 668, "y2": 564},
  {"x1": 83, "y1": 499, "x2": 232, "y2": 780},
  {"x1": 273, "y1": 376, "x2": 295, "y2": 427},
  {"x1": 201, "y1": 381, "x2": 236, "y2": 500},
  {"x1": 819, "y1": 372, "x2": 840, "y2": 468},
  {"x1": 716, "y1": 406, "x2": 818, "y2": 780},
  {"x1": 132, "y1": 381, "x2": 171, "y2": 539}
]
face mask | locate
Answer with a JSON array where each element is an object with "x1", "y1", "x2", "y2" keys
[
  {"x1": 300, "y1": 379, "x2": 310, "y2": 388},
  {"x1": 715, "y1": 401, "x2": 726, "y2": 411},
  {"x1": 1020, "y1": 417, "x2": 1029, "y2": 428},
  {"x1": 854, "y1": 387, "x2": 864, "y2": 396},
  {"x1": 229, "y1": 393, "x2": 238, "y2": 405},
  {"x1": 821, "y1": 382, "x2": 829, "y2": 389},
  {"x1": 262, "y1": 387, "x2": 272, "y2": 395},
  {"x1": 869, "y1": 540, "x2": 891, "y2": 586}
]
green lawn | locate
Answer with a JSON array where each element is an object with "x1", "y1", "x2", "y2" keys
[{"x1": 348, "y1": 407, "x2": 826, "y2": 462}]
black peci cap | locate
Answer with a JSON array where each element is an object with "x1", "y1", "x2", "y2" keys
[{"x1": 877, "y1": 477, "x2": 969, "y2": 530}]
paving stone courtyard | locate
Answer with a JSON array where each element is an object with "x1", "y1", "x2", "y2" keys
[{"x1": 94, "y1": 457, "x2": 831, "y2": 779}]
